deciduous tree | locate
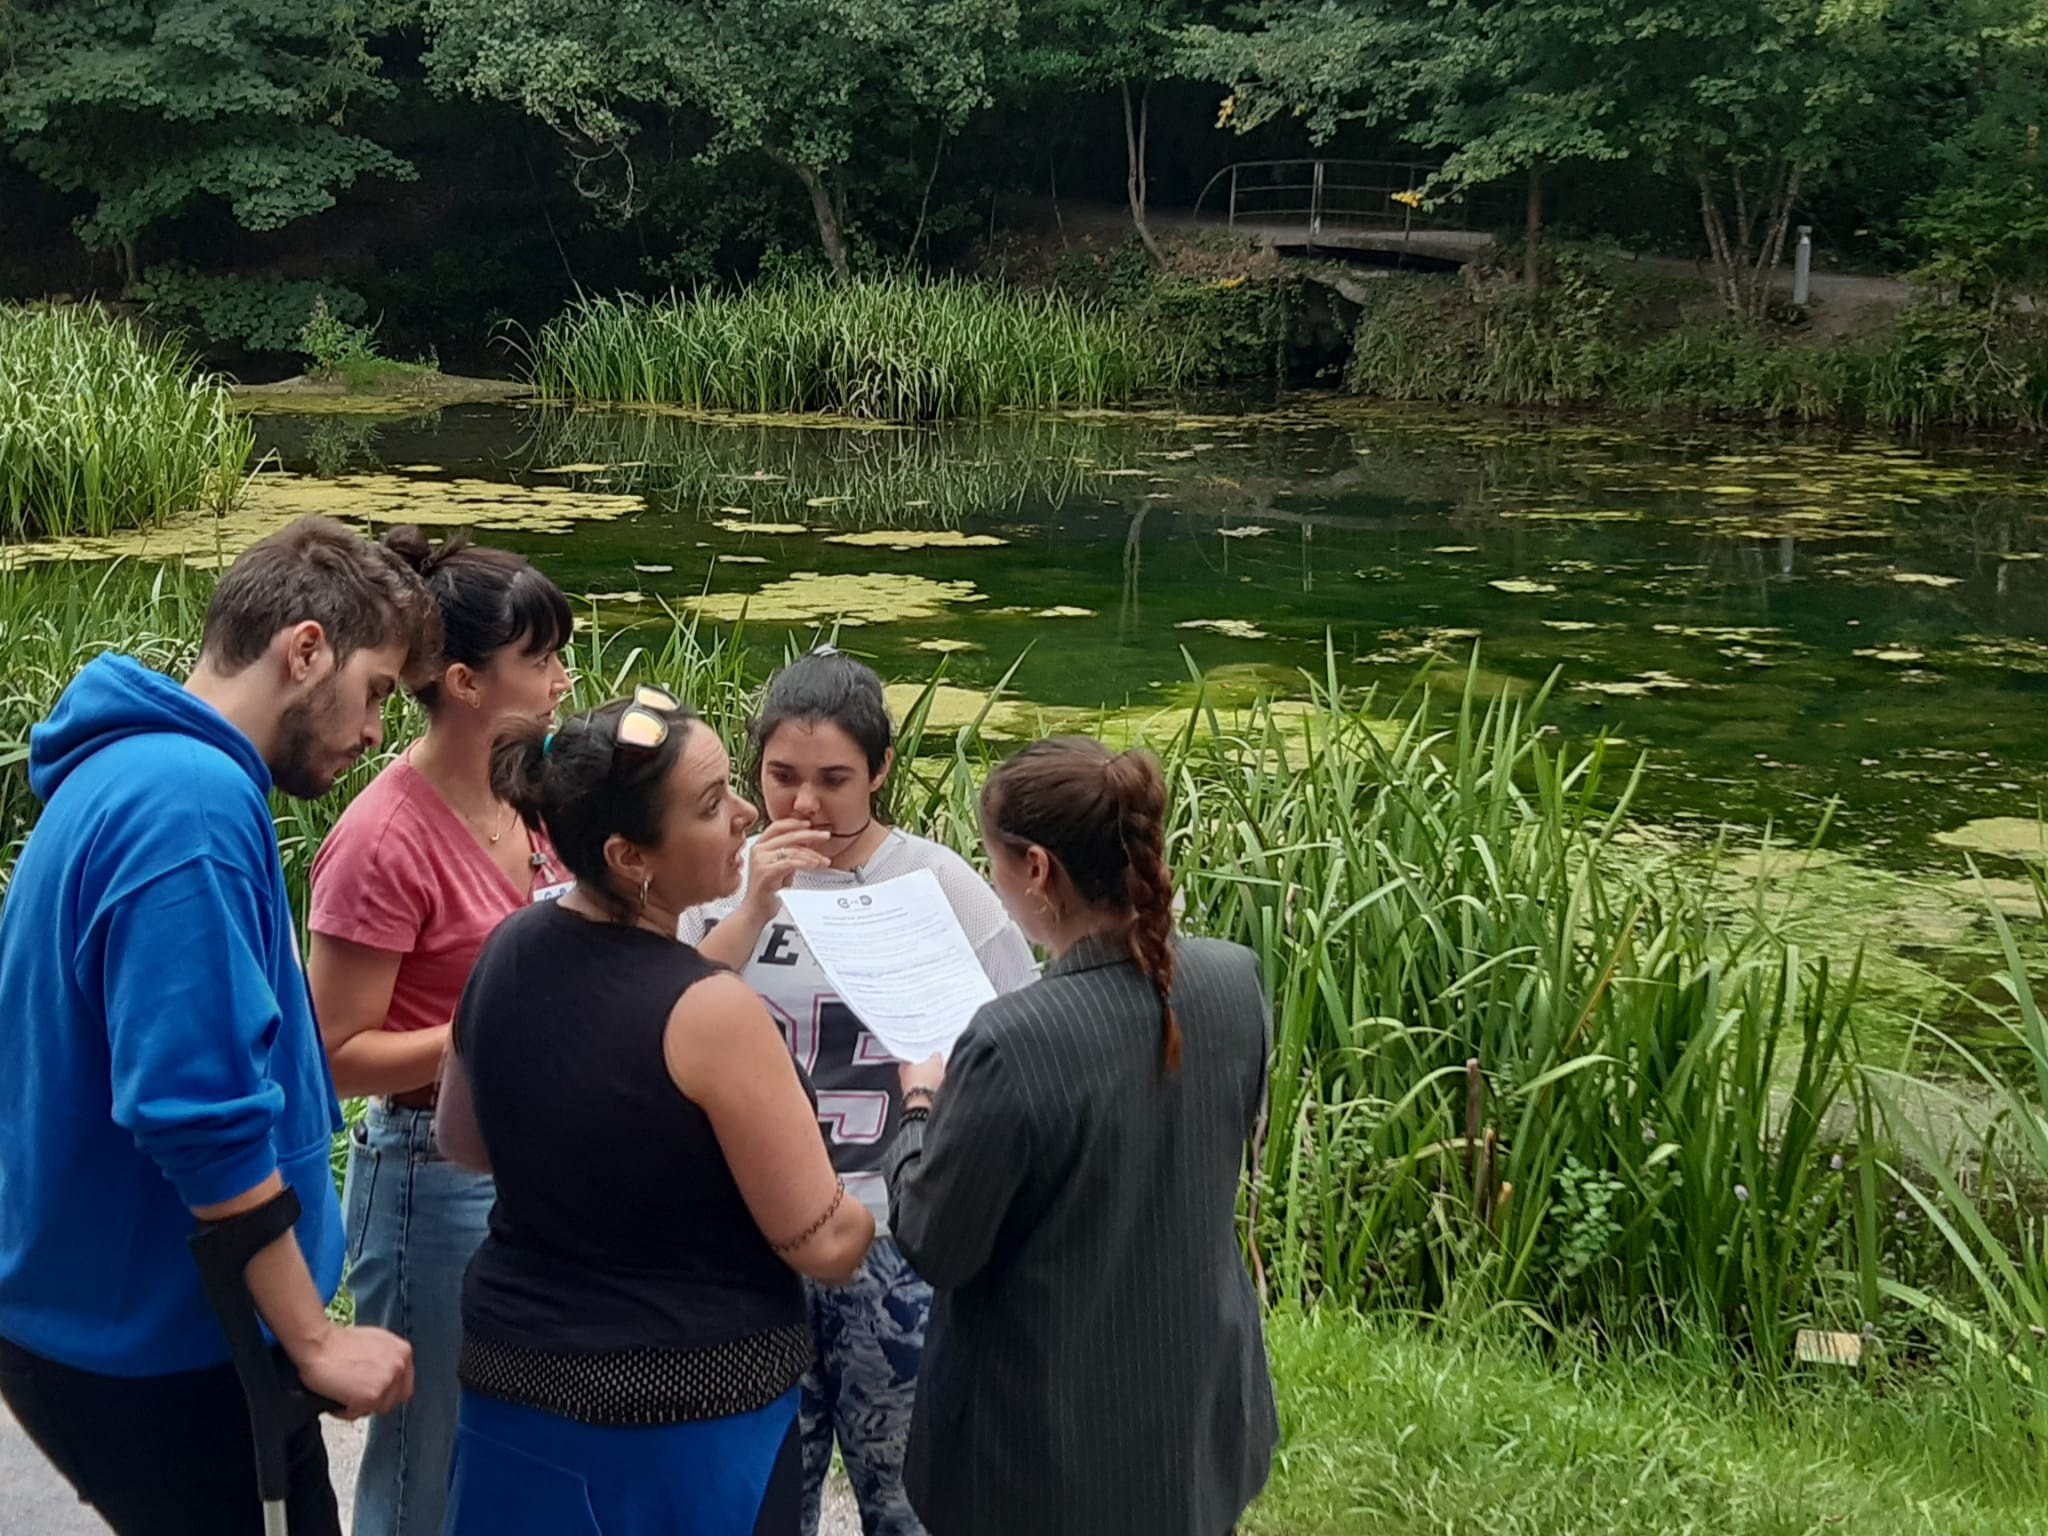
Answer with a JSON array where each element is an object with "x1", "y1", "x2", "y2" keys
[
  {"x1": 0, "y1": 0, "x2": 411, "y2": 288},
  {"x1": 424, "y1": 0, "x2": 1016, "y2": 278}
]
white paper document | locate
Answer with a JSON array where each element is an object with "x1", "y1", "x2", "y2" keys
[{"x1": 777, "y1": 868, "x2": 996, "y2": 1062}]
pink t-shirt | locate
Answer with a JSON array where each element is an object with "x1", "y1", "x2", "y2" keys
[{"x1": 310, "y1": 754, "x2": 567, "y2": 1035}]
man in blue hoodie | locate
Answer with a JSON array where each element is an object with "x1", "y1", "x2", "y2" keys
[{"x1": 0, "y1": 516, "x2": 443, "y2": 1535}]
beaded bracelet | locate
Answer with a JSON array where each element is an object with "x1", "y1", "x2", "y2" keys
[
  {"x1": 772, "y1": 1175, "x2": 846, "y2": 1255},
  {"x1": 901, "y1": 1085, "x2": 938, "y2": 1112}
]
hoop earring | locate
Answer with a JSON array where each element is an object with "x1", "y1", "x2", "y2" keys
[{"x1": 638, "y1": 875, "x2": 651, "y2": 912}]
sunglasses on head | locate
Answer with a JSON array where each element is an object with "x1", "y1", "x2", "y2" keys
[{"x1": 613, "y1": 683, "x2": 682, "y2": 769}]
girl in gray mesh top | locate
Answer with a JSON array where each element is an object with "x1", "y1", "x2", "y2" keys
[{"x1": 681, "y1": 647, "x2": 1036, "y2": 1536}]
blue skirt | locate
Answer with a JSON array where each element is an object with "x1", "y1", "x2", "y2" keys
[{"x1": 444, "y1": 1386, "x2": 801, "y2": 1536}]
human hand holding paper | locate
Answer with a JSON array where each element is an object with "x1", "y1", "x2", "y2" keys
[{"x1": 777, "y1": 869, "x2": 995, "y2": 1062}]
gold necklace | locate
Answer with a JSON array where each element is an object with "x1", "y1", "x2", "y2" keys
[{"x1": 468, "y1": 802, "x2": 510, "y2": 845}]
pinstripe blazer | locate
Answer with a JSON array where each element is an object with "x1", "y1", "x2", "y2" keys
[{"x1": 887, "y1": 933, "x2": 1278, "y2": 1536}]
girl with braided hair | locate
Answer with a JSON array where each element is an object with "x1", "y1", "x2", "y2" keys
[{"x1": 886, "y1": 736, "x2": 1278, "y2": 1536}]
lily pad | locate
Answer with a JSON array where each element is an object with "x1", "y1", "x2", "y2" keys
[
  {"x1": 714, "y1": 519, "x2": 810, "y2": 536},
  {"x1": 1489, "y1": 578, "x2": 1558, "y2": 595},
  {"x1": 1176, "y1": 618, "x2": 1270, "y2": 640},
  {"x1": 914, "y1": 639, "x2": 982, "y2": 654}
]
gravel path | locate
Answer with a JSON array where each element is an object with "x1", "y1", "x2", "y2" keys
[{"x1": 4, "y1": 1401, "x2": 862, "y2": 1533}]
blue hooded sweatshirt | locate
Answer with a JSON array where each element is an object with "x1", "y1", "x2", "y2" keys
[{"x1": 0, "y1": 653, "x2": 344, "y2": 1377}]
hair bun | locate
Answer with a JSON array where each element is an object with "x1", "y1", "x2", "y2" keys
[
  {"x1": 380, "y1": 525, "x2": 434, "y2": 575},
  {"x1": 380, "y1": 525, "x2": 475, "y2": 580}
]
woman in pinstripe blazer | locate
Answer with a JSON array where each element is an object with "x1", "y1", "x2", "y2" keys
[{"x1": 886, "y1": 737, "x2": 1278, "y2": 1536}]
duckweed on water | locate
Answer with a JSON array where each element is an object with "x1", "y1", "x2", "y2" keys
[
  {"x1": 1489, "y1": 578, "x2": 1558, "y2": 595},
  {"x1": 685, "y1": 571, "x2": 987, "y2": 625},
  {"x1": 1935, "y1": 817, "x2": 2048, "y2": 862},
  {"x1": 823, "y1": 531, "x2": 1008, "y2": 550},
  {"x1": 880, "y1": 683, "x2": 1030, "y2": 737},
  {"x1": 1574, "y1": 670, "x2": 1700, "y2": 698},
  {"x1": 0, "y1": 471, "x2": 642, "y2": 569},
  {"x1": 1177, "y1": 618, "x2": 1271, "y2": 640}
]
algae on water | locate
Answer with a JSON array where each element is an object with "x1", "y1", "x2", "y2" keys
[{"x1": 686, "y1": 571, "x2": 988, "y2": 625}]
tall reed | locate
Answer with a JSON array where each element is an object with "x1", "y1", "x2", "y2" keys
[
  {"x1": 527, "y1": 278, "x2": 1187, "y2": 420},
  {"x1": 5, "y1": 569, "x2": 2039, "y2": 1371},
  {"x1": 0, "y1": 305, "x2": 253, "y2": 538},
  {"x1": 1869, "y1": 870, "x2": 2048, "y2": 1388}
]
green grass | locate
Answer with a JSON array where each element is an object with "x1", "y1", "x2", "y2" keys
[
  {"x1": 0, "y1": 304, "x2": 253, "y2": 538},
  {"x1": 1251, "y1": 1309, "x2": 2048, "y2": 1535},
  {"x1": 527, "y1": 277, "x2": 1188, "y2": 419}
]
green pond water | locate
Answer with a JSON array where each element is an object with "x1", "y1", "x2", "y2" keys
[{"x1": 248, "y1": 399, "x2": 2048, "y2": 877}]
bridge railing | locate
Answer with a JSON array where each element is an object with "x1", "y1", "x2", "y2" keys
[{"x1": 1192, "y1": 159, "x2": 1514, "y2": 244}]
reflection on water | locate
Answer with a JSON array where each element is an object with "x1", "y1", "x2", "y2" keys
[{"x1": 242, "y1": 400, "x2": 2048, "y2": 860}]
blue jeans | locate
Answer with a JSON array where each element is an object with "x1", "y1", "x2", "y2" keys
[
  {"x1": 799, "y1": 1237, "x2": 930, "y2": 1536},
  {"x1": 340, "y1": 1101, "x2": 494, "y2": 1536}
]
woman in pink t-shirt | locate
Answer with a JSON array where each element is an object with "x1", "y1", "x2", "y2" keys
[{"x1": 308, "y1": 527, "x2": 572, "y2": 1536}]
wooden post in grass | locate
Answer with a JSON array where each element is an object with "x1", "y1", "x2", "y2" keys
[{"x1": 1464, "y1": 1058, "x2": 1484, "y2": 1181}]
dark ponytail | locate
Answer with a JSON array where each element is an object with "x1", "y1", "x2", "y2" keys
[
  {"x1": 490, "y1": 694, "x2": 699, "y2": 919},
  {"x1": 982, "y1": 737, "x2": 1181, "y2": 1070},
  {"x1": 381, "y1": 525, "x2": 573, "y2": 712},
  {"x1": 489, "y1": 720, "x2": 553, "y2": 829}
]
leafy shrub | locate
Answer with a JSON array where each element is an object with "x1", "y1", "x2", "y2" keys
[{"x1": 135, "y1": 266, "x2": 368, "y2": 354}]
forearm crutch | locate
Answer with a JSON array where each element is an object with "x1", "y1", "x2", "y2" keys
[{"x1": 189, "y1": 1186, "x2": 338, "y2": 1536}]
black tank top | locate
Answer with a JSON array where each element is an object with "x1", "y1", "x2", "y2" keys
[{"x1": 453, "y1": 899, "x2": 808, "y2": 1423}]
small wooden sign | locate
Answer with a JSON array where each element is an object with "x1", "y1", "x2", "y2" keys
[{"x1": 1795, "y1": 1329, "x2": 1864, "y2": 1367}]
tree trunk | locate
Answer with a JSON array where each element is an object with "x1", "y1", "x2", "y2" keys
[
  {"x1": 1122, "y1": 82, "x2": 1165, "y2": 265},
  {"x1": 1523, "y1": 163, "x2": 1544, "y2": 296},
  {"x1": 1748, "y1": 163, "x2": 1803, "y2": 324},
  {"x1": 783, "y1": 157, "x2": 851, "y2": 280},
  {"x1": 1694, "y1": 165, "x2": 1743, "y2": 315},
  {"x1": 1695, "y1": 158, "x2": 1806, "y2": 322},
  {"x1": 118, "y1": 235, "x2": 141, "y2": 295}
]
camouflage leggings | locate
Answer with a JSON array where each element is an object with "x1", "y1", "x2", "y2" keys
[{"x1": 799, "y1": 1236, "x2": 931, "y2": 1536}]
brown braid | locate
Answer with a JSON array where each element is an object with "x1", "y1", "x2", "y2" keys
[
  {"x1": 1104, "y1": 751, "x2": 1180, "y2": 1070},
  {"x1": 982, "y1": 737, "x2": 1182, "y2": 1071}
]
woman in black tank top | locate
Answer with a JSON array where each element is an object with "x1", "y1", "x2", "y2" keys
[{"x1": 432, "y1": 689, "x2": 874, "y2": 1536}]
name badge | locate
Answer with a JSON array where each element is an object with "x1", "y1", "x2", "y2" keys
[{"x1": 532, "y1": 880, "x2": 574, "y2": 904}]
